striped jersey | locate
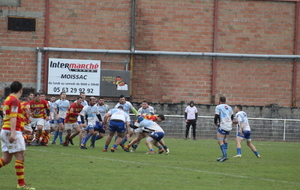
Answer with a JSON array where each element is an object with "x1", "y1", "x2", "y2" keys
[
  {"x1": 1, "y1": 94, "x2": 24, "y2": 131},
  {"x1": 29, "y1": 99, "x2": 50, "y2": 119},
  {"x1": 65, "y1": 102, "x2": 84, "y2": 124}
]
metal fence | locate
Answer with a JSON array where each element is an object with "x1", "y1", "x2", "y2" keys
[{"x1": 133, "y1": 115, "x2": 300, "y2": 142}]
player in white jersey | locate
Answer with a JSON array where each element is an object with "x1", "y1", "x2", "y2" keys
[
  {"x1": 48, "y1": 96, "x2": 57, "y2": 132},
  {"x1": 184, "y1": 100, "x2": 198, "y2": 140},
  {"x1": 103, "y1": 106, "x2": 130, "y2": 152},
  {"x1": 135, "y1": 117, "x2": 169, "y2": 154},
  {"x1": 90, "y1": 97, "x2": 110, "y2": 148},
  {"x1": 233, "y1": 105, "x2": 260, "y2": 158},
  {"x1": 52, "y1": 92, "x2": 70, "y2": 145},
  {"x1": 214, "y1": 96, "x2": 234, "y2": 162},
  {"x1": 79, "y1": 97, "x2": 102, "y2": 149},
  {"x1": 114, "y1": 95, "x2": 138, "y2": 149},
  {"x1": 137, "y1": 100, "x2": 155, "y2": 115}
]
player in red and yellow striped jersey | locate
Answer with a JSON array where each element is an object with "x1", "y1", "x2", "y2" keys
[
  {"x1": 29, "y1": 93, "x2": 50, "y2": 146},
  {"x1": 63, "y1": 96, "x2": 84, "y2": 146},
  {"x1": 20, "y1": 97, "x2": 33, "y2": 146},
  {"x1": 0, "y1": 81, "x2": 36, "y2": 190},
  {"x1": 39, "y1": 93, "x2": 51, "y2": 146}
]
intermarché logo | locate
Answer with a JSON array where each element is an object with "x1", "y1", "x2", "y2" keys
[{"x1": 49, "y1": 61, "x2": 99, "y2": 72}]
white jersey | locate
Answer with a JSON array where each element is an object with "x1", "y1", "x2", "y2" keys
[
  {"x1": 139, "y1": 119, "x2": 164, "y2": 133},
  {"x1": 55, "y1": 99, "x2": 70, "y2": 118},
  {"x1": 80, "y1": 105, "x2": 99, "y2": 126},
  {"x1": 114, "y1": 101, "x2": 135, "y2": 115},
  {"x1": 96, "y1": 104, "x2": 110, "y2": 119},
  {"x1": 138, "y1": 106, "x2": 155, "y2": 115},
  {"x1": 48, "y1": 101, "x2": 56, "y2": 120},
  {"x1": 185, "y1": 105, "x2": 198, "y2": 120},
  {"x1": 215, "y1": 104, "x2": 233, "y2": 131},
  {"x1": 235, "y1": 111, "x2": 251, "y2": 131},
  {"x1": 109, "y1": 108, "x2": 130, "y2": 122}
]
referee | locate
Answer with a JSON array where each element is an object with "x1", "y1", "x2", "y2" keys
[{"x1": 184, "y1": 100, "x2": 198, "y2": 140}]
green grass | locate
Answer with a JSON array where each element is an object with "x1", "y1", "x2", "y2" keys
[{"x1": 0, "y1": 138, "x2": 299, "y2": 190}]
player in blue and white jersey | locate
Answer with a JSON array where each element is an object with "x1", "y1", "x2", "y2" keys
[
  {"x1": 90, "y1": 97, "x2": 110, "y2": 148},
  {"x1": 79, "y1": 97, "x2": 102, "y2": 149},
  {"x1": 103, "y1": 106, "x2": 130, "y2": 152},
  {"x1": 115, "y1": 95, "x2": 138, "y2": 148},
  {"x1": 137, "y1": 100, "x2": 155, "y2": 115},
  {"x1": 233, "y1": 105, "x2": 260, "y2": 158},
  {"x1": 135, "y1": 117, "x2": 169, "y2": 154},
  {"x1": 214, "y1": 96, "x2": 234, "y2": 162},
  {"x1": 114, "y1": 95, "x2": 138, "y2": 116},
  {"x1": 52, "y1": 92, "x2": 70, "y2": 145},
  {"x1": 48, "y1": 96, "x2": 57, "y2": 132}
]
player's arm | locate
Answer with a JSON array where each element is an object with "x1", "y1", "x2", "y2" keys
[
  {"x1": 103, "y1": 112, "x2": 111, "y2": 126},
  {"x1": 214, "y1": 114, "x2": 220, "y2": 127},
  {"x1": 9, "y1": 104, "x2": 18, "y2": 143}
]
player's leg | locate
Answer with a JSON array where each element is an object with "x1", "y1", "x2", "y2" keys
[
  {"x1": 104, "y1": 130, "x2": 115, "y2": 152},
  {"x1": 244, "y1": 131, "x2": 260, "y2": 158},
  {"x1": 191, "y1": 120, "x2": 197, "y2": 140},
  {"x1": 185, "y1": 121, "x2": 191, "y2": 139}
]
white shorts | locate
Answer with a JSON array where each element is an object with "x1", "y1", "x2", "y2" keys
[
  {"x1": 31, "y1": 118, "x2": 45, "y2": 127},
  {"x1": 43, "y1": 120, "x2": 51, "y2": 130},
  {"x1": 65, "y1": 123, "x2": 79, "y2": 130},
  {"x1": 1, "y1": 130, "x2": 26, "y2": 153},
  {"x1": 24, "y1": 124, "x2": 33, "y2": 132}
]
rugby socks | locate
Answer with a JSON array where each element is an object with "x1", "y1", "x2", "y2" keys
[
  {"x1": 224, "y1": 142, "x2": 228, "y2": 152},
  {"x1": 149, "y1": 148, "x2": 154, "y2": 152},
  {"x1": 112, "y1": 144, "x2": 117, "y2": 149},
  {"x1": 52, "y1": 130, "x2": 59, "y2": 142},
  {"x1": 220, "y1": 144, "x2": 227, "y2": 157},
  {"x1": 95, "y1": 135, "x2": 102, "y2": 141},
  {"x1": 104, "y1": 145, "x2": 108, "y2": 149},
  {"x1": 120, "y1": 137, "x2": 127, "y2": 146},
  {"x1": 237, "y1": 148, "x2": 242, "y2": 155},
  {"x1": 253, "y1": 151, "x2": 259, "y2": 156},
  {"x1": 15, "y1": 160, "x2": 25, "y2": 186},
  {"x1": 132, "y1": 144, "x2": 138, "y2": 150},
  {"x1": 81, "y1": 133, "x2": 91, "y2": 145},
  {"x1": 163, "y1": 145, "x2": 168, "y2": 150},
  {"x1": 58, "y1": 132, "x2": 63, "y2": 143},
  {"x1": 0, "y1": 158, "x2": 6, "y2": 168}
]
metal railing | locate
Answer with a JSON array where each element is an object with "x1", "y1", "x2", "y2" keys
[{"x1": 137, "y1": 115, "x2": 300, "y2": 142}]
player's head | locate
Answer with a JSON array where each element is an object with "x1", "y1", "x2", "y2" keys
[
  {"x1": 28, "y1": 93, "x2": 34, "y2": 100},
  {"x1": 10, "y1": 81, "x2": 23, "y2": 96},
  {"x1": 235, "y1": 105, "x2": 242, "y2": 112},
  {"x1": 60, "y1": 91, "x2": 66, "y2": 99},
  {"x1": 50, "y1": 96, "x2": 56, "y2": 102},
  {"x1": 156, "y1": 114, "x2": 165, "y2": 122},
  {"x1": 141, "y1": 100, "x2": 149, "y2": 109},
  {"x1": 89, "y1": 96, "x2": 96, "y2": 106},
  {"x1": 118, "y1": 105, "x2": 123, "y2": 110},
  {"x1": 98, "y1": 96, "x2": 105, "y2": 105},
  {"x1": 80, "y1": 92, "x2": 86, "y2": 99},
  {"x1": 76, "y1": 96, "x2": 83, "y2": 105},
  {"x1": 189, "y1": 100, "x2": 194, "y2": 107},
  {"x1": 119, "y1": 95, "x2": 126, "y2": 104},
  {"x1": 34, "y1": 92, "x2": 41, "y2": 101},
  {"x1": 40, "y1": 93, "x2": 46, "y2": 100},
  {"x1": 219, "y1": 96, "x2": 226, "y2": 104}
]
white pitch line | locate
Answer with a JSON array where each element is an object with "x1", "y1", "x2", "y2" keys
[{"x1": 29, "y1": 149, "x2": 300, "y2": 186}]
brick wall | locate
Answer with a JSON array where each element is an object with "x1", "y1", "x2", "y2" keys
[{"x1": 0, "y1": 0, "x2": 299, "y2": 107}]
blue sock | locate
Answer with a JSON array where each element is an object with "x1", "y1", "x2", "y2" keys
[
  {"x1": 254, "y1": 151, "x2": 259, "y2": 156},
  {"x1": 163, "y1": 145, "x2": 168, "y2": 150},
  {"x1": 220, "y1": 144, "x2": 227, "y2": 157},
  {"x1": 95, "y1": 135, "x2": 102, "y2": 141},
  {"x1": 224, "y1": 142, "x2": 228, "y2": 152},
  {"x1": 59, "y1": 132, "x2": 63, "y2": 143},
  {"x1": 82, "y1": 133, "x2": 91, "y2": 144},
  {"x1": 91, "y1": 136, "x2": 96, "y2": 144},
  {"x1": 120, "y1": 136, "x2": 127, "y2": 145},
  {"x1": 104, "y1": 145, "x2": 108, "y2": 149},
  {"x1": 149, "y1": 148, "x2": 154, "y2": 152},
  {"x1": 112, "y1": 144, "x2": 117, "y2": 148},
  {"x1": 237, "y1": 148, "x2": 242, "y2": 155},
  {"x1": 157, "y1": 146, "x2": 163, "y2": 149},
  {"x1": 132, "y1": 144, "x2": 138, "y2": 149},
  {"x1": 52, "y1": 131, "x2": 59, "y2": 142}
]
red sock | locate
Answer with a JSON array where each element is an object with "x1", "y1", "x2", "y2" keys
[{"x1": 15, "y1": 160, "x2": 25, "y2": 186}]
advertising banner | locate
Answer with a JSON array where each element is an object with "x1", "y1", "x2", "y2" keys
[
  {"x1": 48, "y1": 58, "x2": 101, "y2": 96},
  {"x1": 100, "y1": 70, "x2": 130, "y2": 97}
]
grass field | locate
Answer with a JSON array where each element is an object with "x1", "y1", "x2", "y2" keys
[{"x1": 0, "y1": 138, "x2": 299, "y2": 190}]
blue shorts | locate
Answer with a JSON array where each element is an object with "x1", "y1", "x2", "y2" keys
[
  {"x1": 108, "y1": 120, "x2": 126, "y2": 133},
  {"x1": 95, "y1": 121, "x2": 104, "y2": 130},
  {"x1": 149, "y1": 132, "x2": 165, "y2": 141},
  {"x1": 85, "y1": 125, "x2": 95, "y2": 131},
  {"x1": 49, "y1": 120, "x2": 55, "y2": 124},
  {"x1": 218, "y1": 128, "x2": 230, "y2": 135},
  {"x1": 57, "y1": 118, "x2": 65, "y2": 124},
  {"x1": 78, "y1": 121, "x2": 82, "y2": 124},
  {"x1": 237, "y1": 131, "x2": 251, "y2": 140}
]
